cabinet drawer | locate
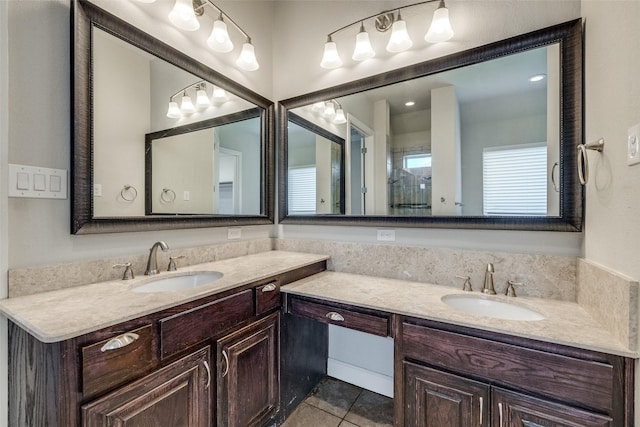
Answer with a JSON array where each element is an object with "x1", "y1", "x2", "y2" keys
[
  {"x1": 402, "y1": 322, "x2": 615, "y2": 414},
  {"x1": 82, "y1": 324, "x2": 156, "y2": 398},
  {"x1": 289, "y1": 297, "x2": 389, "y2": 337},
  {"x1": 160, "y1": 290, "x2": 254, "y2": 358},
  {"x1": 255, "y1": 281, "x2": 280, "y2": 315}
]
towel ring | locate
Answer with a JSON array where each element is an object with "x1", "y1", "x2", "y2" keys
[
  {"x1": 551, "y1": 162, "x2": 559, "y2": 193},
  {"x1": 161, "y1": 188, "x2": 176, "y2": 203},
  {"x1": 577, "y1": 138, "x2": 605, "y2": 185},
  {"x1": 120, "y1": 185, "x2": 138, "y2": 202}
]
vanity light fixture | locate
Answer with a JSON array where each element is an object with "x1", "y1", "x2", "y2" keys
[
  {"x1": 334, "y1": 104, "x2": 347, "y2": 124},
  {"x1": 308, "y1": 100, "x2": 348, "y2": 125},
  {"x1": 320, "y1": 0, "x2": 454, "y2": 69},
  {"x1": 166, "y1": 80, "x2": 228, "y2": 119},
  {"x1": 323, "y1": 101, "x2": 336, "y2": 119},
  {"x1": 162, "y1": 0, "x2": 259, "y2": 71}
]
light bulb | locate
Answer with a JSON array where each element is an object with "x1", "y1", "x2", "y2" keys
[
  {"x1": 236, "y1": 41, "x2": 260, "y2": 71},
  {"x1": 352, "y1": 23, "x2": 375, "y2": 61},
  {"x1": 207, "y1": 17, "x2": 234, "y2": 53},
  {"x1": 212, "y1": 87, "x2": 229, "y2": 103},
  {"x1": 168, "y1": 0, "x2": 200, "y2": 31},
  {"x1": 196, "y1": 88, "x2": 211, "y2": 108},
  {"x1": 312, "y1": 101, "x2": 326, "y2": 112},
  {"x1": 323, "y1": 101, "x2": 336, "y2": 118},
  {"x1": 320, "y1": 36, "x2": 342, "y2": 69},
  {"x1": 386, "y1": 13, "x2": 413, "y2": 53},
  {"x1": 180, "y1": 93, "x2": 195, "y2": 114},
  {"x1": 334, "y1": 108, "x2": 347, "y2": 124},
  {"x1": 166, "y1": 101, "x2": 181, "y2": 119},
  {"x1": 425, "y1": 1, "x2": 454, "y2": 43}
]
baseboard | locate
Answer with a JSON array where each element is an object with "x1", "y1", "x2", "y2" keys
[{"x1": 327, "y1": 358, "x2": 394, "y2": 398}]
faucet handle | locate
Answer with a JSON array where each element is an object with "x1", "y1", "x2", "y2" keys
[
  {"x1": 168, "y1": 255, "x2": 186, "y2": 272},
  {"x1": 113, "y1": 262, "x2": 135, "y2": 280},
  {"x1": 505, "y1": 280, "x2": 524, "y2": 297},
  {"x1": 456, "y1": 275, "x2": 473, "y2": 291}
]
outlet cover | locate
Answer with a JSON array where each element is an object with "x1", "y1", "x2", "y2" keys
[
  {"x1": 228, "y1": 228, "x2": 242, "y2": 240},
  {"x1": 377, "y1": 229, "x2": 395, "y2": 241},
  {"x1": 628, "y1": 123, "x2": 640, "y2": 166}
]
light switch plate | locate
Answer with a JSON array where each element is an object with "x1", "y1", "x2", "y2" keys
[
  {"x1": 628, "y1": 123, "x2": 640, "y2": 166},
  {"x1": 9, "y1": 164, "x2": 68, "y2": 199}
]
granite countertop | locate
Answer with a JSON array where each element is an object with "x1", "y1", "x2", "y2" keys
[
  {"x1": 0, "y1": 251, "x2": 329, "y2": 343},
  {"x1": 281, "y1": 271, "x2": 638, "y2": 358}
]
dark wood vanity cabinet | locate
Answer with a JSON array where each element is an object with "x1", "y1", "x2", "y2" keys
[
  {"x1": 398, "y1": 319, "x2": 632, "y2": 427},
  {"x1": 8, "y1": 260, "x2": 326, "y2": 427}
]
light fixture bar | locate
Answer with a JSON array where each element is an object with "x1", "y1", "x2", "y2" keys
[
  {"x1": 199, "y1": 0, "x2": 251, "y2": 43},
  {"x1": 168, "y1": 79, "x2": 209, "y2": 102}
]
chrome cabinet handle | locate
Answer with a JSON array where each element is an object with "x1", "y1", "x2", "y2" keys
[
  {"x1": 203, "y1": 361, "x2": 211, "y2": 389},
  {"x1": 221, "y1": 350, "x2": 229, "y2": 378},
  {"x1": 498, "y1": 402, "x2": 503, "y2": 427},
  {"x1": 100, "y1": 332, "x2": 139, "y2": 352},
  {"x1": 326, "y1": 312, "x2": 344, "y2": 322},
  {"x1": 479, "y1": 396, "x2": 483, "y2": 425},
  {"x1": 262, "y1": 283, "x2": 277, "y2": 292}
]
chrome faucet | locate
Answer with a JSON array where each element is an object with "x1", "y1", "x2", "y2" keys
[
  {"x1": 145, "y1": 241, "x2": 169, "y2": 275},
  {"x1": 481, "y1": 263, "x2": 496, "y2": 294}
]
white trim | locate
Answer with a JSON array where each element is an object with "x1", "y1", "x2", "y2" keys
[{"x1": 327, "y1": 358, "x2": 394, "y2": 398}]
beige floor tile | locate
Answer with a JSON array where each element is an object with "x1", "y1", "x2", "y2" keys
[
  {"x1": 343, "y1": 390, "x2": 394, "y2": 427},
  {"x1": 304, "y1": 377, "x2": 363, "y2": 418},
  {"x1": 281, "y1": 402, "x2": 342, "y2": 427}
]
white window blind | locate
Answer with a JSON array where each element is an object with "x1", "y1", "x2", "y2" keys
[
  {"x1": 288, "y1": 166, "x2": 316, "y2": 214},
  {"x1": 483, "y1": 143, "x2": 547, "y2": 216}
]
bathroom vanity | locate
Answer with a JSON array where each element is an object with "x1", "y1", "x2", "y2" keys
[{"x1": 1, "y1": 251, "x2": 327, "y2": 427}]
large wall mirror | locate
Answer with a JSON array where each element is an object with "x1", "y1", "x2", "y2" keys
[
  {"x1": 72, "y1": 0, "x2": 274, "y2": 234},
  {"x1": 280, "y1": 19, "x2": 582, "y2": 231}
]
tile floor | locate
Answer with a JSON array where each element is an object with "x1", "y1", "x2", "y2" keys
[{"x1": 281, "y1": 377, "x2": 393, "y2": 427}]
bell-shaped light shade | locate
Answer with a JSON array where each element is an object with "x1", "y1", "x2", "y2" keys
[
  {"x1": 180, "y1": 93, "x2": 195, "y2": 114},
  {"x1": 425, "y1": 3, "x2": 454, "y2": 43},
  {"x1": 323, "y1": 101, "x2": 336, "y2": 118},
  {"x1": 352, "y1": 25, "x2": 375, "y2": 61},
  {"x1": 212, "y1": 87, "x2": 229, "y2": 103},
  {"x1": 168, "y1": 0, "x2": 200, "y2": 31},
  {"x1": 320, "y1": 37, "x2": 342, "y2": 69},
  {"x1": 196, "y1": 89, "x2": 211, "y2": 108},
  {"x1": 386, "y1": 16, "x2": 413, "y2": 53},
  {"x1": 135, "y1": 0, "x2": 156, "y2": 3},
  {"x1": 236, "y1": 41, "x2": 260, "y2": 71},
  {"x1": 207, "y1": 18, "x2": 234, "y2": 53},
  {"x1": 334, "y1": 108, "x2": 347, "y2": 124},
  {"x1": 312, "y1": 101, "x2": 326, "y2": 112},
  {"x1": 166, "y1": 101, "x2": 181, "y2": 119}
]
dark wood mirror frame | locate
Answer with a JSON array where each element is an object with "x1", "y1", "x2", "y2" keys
[
  {"x1": 71, "y1": 0, "x2": 274, "y2": 234},
  {"x1": 278, "y1": 19, "x2": 583, "y2": 232}
]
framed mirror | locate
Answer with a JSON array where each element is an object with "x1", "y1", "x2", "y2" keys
[
  {"x1": 279, "y1": 19, "x2": 582, "y2": 231},
  {"x1": 72, "y1": 0, "x2": 274, "y2": 234}
]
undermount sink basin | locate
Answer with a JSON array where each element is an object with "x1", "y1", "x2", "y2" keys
[
  {"x1": 441, "y1": 294, "x2": 545, "y2": 321},
  {"x1": 133, "y1": 271, "x2": 223, "y2": 293}
]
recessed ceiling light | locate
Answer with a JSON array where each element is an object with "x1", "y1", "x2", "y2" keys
[
  {"x1": 405, "y1": 101, "x2": 416, "y2": 107},
  {"x1": 529, "y1": 74, "x2": 546, "y2": 82}
]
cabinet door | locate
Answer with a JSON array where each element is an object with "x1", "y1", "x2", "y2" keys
[
  {"x1": 404, "y1": 361, "x2": 489, "y2": 427},
  {"x1": 493, "y1": 388, "x2": 613, "y2": 427},
  {"x1": 217, "y1": 313, "x2": 279, "y2": 427},
  {"x1": 82, "y1": 347, "x2": 211, "y2": 427}
]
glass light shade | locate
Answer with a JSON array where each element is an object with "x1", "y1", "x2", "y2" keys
[
  {"x1": 320, "y1": 40, "x2": 342, "y2": 69},
  {"x1": 207, "y1": 19, "x2": 234, "y2": 53},
  {"x1": 236, "y1": 42, "x2": 260, "y2": 71},
  {"x1": 425, "y1": 6, "x2": 454, "y2": 43},
  {"x1": 334, "y1": 108, "x2": 347, "y2": 124},
  {"x1": 312, "y1": 101, "x2": 326, "y2": 112},
  {"x1": 386, "y1": 18, "x2": 413, "y2": 53},
  {"x1": 135, "y1": 0, "x2": 156, "y2": 3},
  {"x1": 352, "y1": 29, "x2": 375, "y2": 61},
  {"x1": 180, "y1": 94, "x2": 195, "y2": 113},
  {"x1": 212, "y1": 87, "x2": 229, "y2": 102},
  {"x1": 168, "y1": 0, "x2": 200, "y2": 31},
  {"x1": 323, "y1": 101, "x2": 336, "y2": 118},
  {"x1": 166, "y1": 101, "x2": 181, "y2": 118},
  {"x1": 196, "y1": 89, "x2": 211, "y2": 108}
]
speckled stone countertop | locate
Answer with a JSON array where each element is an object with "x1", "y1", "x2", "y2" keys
[
  {"x1": 282, "y1": 271, "x2": 638, "y2": 358},
  {"x1": 0, "y1": 251, "x2": 329, "y2": 343}
]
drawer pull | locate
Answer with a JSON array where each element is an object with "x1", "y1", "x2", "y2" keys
[
  {"x1": 498, "y1": 402, "x2": 503, "y2": 427},
  {"x1": 326, "y1": 312, "x2": 345, "y2": 322},
  {"x1": 203, "y1": 361, "x2": 211, "y2": 389},
  {"x1": 479, "y1": 396, "x2": 483, "y2": 425},
  {"x1": 262, "y1": 283, "x2": 277, "y2": 292},
  {"x1": 100, "y1": 333, "x2": 139, "y2": 352},
  {"x1": 221, "y1": 350, "x2": 229, "y2": 378}
]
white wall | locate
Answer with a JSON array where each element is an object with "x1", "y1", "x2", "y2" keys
[{"x1": 0, "y1": 0, "x2": 8, "y2": 424}]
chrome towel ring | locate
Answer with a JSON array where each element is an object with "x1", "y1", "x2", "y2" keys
[
  {"x1": 161, "y1": 188, "x2": 176, "y2": 203},
  {"x1": 120, "y1": 185, "x2": 138, "y2": 201},
  {"x1": 577, "y1": 138, "x2": 604, "y2": 185}
]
